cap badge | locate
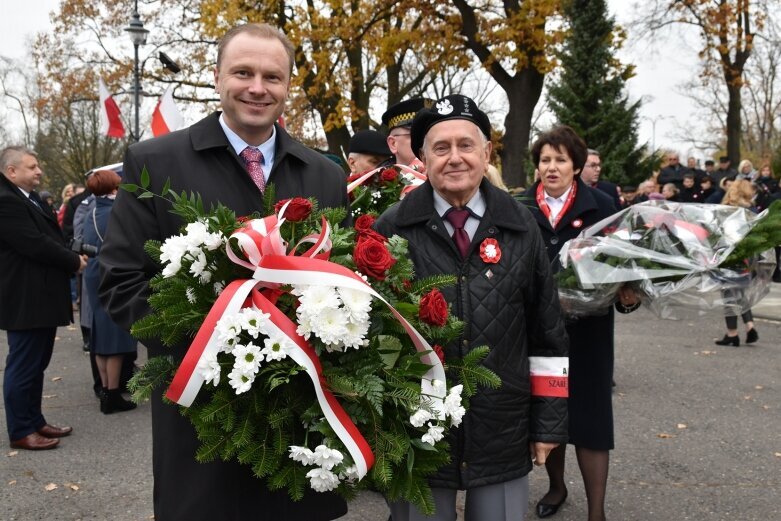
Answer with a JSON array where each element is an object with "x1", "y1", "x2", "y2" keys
[{"x1": 436, "y1": 100, "x2": 454, "y2": 115}]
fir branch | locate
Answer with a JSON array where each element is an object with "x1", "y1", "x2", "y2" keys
[{"x1": 127, "y1": 356, "x2": 176, "y2": 403}]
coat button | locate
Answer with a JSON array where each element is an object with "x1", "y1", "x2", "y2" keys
[
  {"x1": 488, "y1": 227, "x2": 496, "y2": 234},
  {"x1": 550, "y1": 236, "x2": 559, "y2": 245},
  {"x1": 462, "y1": 339, "x2": 468, "y2": 347},
  {"x1": 431, "y1": 224, "x2": 438, "y2": 231},
  {"x1": 461, "y1": 462, "x2": 468, "y2": 469}
]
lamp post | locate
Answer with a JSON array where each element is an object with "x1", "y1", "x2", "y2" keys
[{"x1": 124, "y1": 1, "x2": 149, "y2": 142}]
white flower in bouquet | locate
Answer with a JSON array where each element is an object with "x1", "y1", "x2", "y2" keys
[
  {"x1": 215, "y1": 314, "x2": 243, "y2": 353},
  {"x1": 239, "y1": 307, "x2": 270, "y2": 339},
  {"x1": 185, "y1": 287, "x2": 197, "y2": 304},
  {"x1": 339, "y1": 319, "x2": 370, "y2": 350},
  {"x1": 184, "y1": 221, "x2": 210, "y2": 250},
  {"x1": 431, "y1": 379, "x2": 445, "y2": 394},
  {"x1": 189, "y1": 250, "x2": 209, "y2": 280},
  {"x1": 312, "y1": 445, "x2": 344, "y2": 471},
  {"x1": 262, "y1": 334, "x2": 292, "y2": 361},
  {"x1": 227, "y1": 365, "x2": 255, "y2": 394},
  {"x1": 410, "y1": 408, "x2": 433, "y2": 428},
  {"x1": 289, "y1": 446, "x2": 316, "y2": 465},
  {"x1": 307, "y1": 306, "x2": 350, "y2": 347},
  {"x1": 306, "y1": 467, "x2": 340, "y2": 492},
  {"x1": 444, "y1": 385, "x2": 466, "y2": 427},
  {"x1": 159, "y1": 234, "x2": 188, "y2": 277},
  {"x1": 213, "y1": 281, "x2": 225, "y2": 295},
  {"x1": 339, "y1": 465, "x2": 359, "y2": 483},
  {"x1": 232, "y1": 342, "x2": 263, "y2": 374},
  {"x1": 295, "y1": 285, "x2": 341, "y2": 311},
  {"x1": 337, "y1": 287, "x2": 372, "y2": 323},
  {"x1": 421, "y1": 422, "x2": 445, "y2": 445},
  {"x1": 197, "y1": 351, "x2": 221, "y2": 386},
  {"x1": 203, "y1": 231, "x2": 225, "y2": 251}
]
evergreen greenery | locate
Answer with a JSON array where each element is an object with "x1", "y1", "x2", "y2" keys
[{"x1": 547, "y1": 0, "x2": 652, "y2": 187}]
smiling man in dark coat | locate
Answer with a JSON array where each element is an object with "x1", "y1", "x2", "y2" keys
[
  {"x1": 98, "y1": 24, "x2": 349, "y2": 521},
  {"x1": 374, "y1": 95, "x2": 569, "y2": 521}
]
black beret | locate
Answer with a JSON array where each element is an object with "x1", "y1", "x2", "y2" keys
[
  {"x1": 410, "y1": 94, "x2": 492, "y2": 160},
  {"x1": 348, "y1": 129, "x2": 392, "y2": 156},
  {"x1": 381, "y1": 98, "x2": 434, "y2": 130},
  {"x1": 719, "y1": 155, "x2": 730, "y2": 163}
]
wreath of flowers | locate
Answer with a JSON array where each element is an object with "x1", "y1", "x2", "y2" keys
[{"x1": 124, "y1": 171, "x2": 499, "y2": 514}]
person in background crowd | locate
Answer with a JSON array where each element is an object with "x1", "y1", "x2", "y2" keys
[
  {"x1": 712, "y1": 156, "x2": 738, "y2": 186},
  {"x1": 658, "y1": 151, "x2": 688, "y2": 190},
  {"x1": 376, "y1": 94, "x2": 569, "y2": 521},
  {"x1": 346, "y1": 129, "x2": 393, "y2": 175},
  {"x1": 381, "y1": 98, "x2": 433, "y2": 170},
  {"x1": 714, "y1": 179, "x2": 760, "y2": 346},
  {"x1": 82, "y1": 169, "x2": 137, "y2": 414},
  {"x1": 57, "y1": 183, "x2": 75, "y2": 227},
  {"x1": 580, "y1": 149, "x2": 622, "y2": 209},
  {"x1": 703, "y1": 159, "x2": 715, "y2": 177},
  {"x1": 696, "y1": 175, "x2": 716, "y2": 203},
  {"x1": 621, "y1": 185, "x2": 639, "y2": 205},
  {"x1": 485, "y1": 164, "x2": 509, "y2": 191},
  {"x1": 737, "y1": 159, "x2": 757, "y2": 181},
  {"x1": 705, "y1": 175, "x2": 734, "y2": 204},
  {"x1": 634, "y1": 180, "x2": 656, "y2": 204},
  {"x1": 661, "y1": 182, "x2": 680, "y2": 202},
  {"x1": 1, "y1": 146, "x2": 87, "y2": 451},
  {"x1": 679, "y1": 173, "x2": 698, "y2": 202},
  {"x1": 523, "y1": 126, "x2": 639, "y2": 521},
  {"x1": 751, "y1": 162, "x2": 781, "y2": 282},
  {"x1": 98, "y1": 23, "x2": 349, "y2": 520}
]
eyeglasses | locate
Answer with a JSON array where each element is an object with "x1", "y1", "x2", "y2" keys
[
  {"x1": 390, "y1": 132, "x2": 411, "y2": 138},
  {"x1": 585, "y1": 163, "x2": 601, "y2": 169}
]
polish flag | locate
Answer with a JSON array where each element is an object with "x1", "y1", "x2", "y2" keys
[
  {"x1": 98, "y1": 79, "x2": 125, "y2": 138},
  {"x1": 151, "y1": 86, "x2": 184, "y2": 137}
]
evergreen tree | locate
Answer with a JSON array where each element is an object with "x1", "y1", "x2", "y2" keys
[{"x1": 547, "y1": 0, "x2": 650, "y2": 187}]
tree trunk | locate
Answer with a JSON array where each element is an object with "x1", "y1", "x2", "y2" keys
[
  {"x1": 725, "y1": 80, "x2": 742, "y2": 165},
  {"x1": 501, "y1": 71, "x2": 545, "y2": 188}
]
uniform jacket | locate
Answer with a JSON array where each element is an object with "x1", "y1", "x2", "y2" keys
[
  {"x1": 374, "y1": 179, "x2": 569, "y2": 490},
  {"x1": 0, "y1": 173, "x2": 80, "y2": 330},
  {"x1": 98, "y1": 112, "x2": 349, "y2": 521}
]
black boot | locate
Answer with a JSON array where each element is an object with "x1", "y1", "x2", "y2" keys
[
  {"x1": 715, "y1": 334, "x2": 740, "y2": 347},
  {"x1": 746, "y1": 328, "x2": 759, "y2": 344},
  {"x1": 103, "y1": 388, "x2": 137, "y2": 414},
  {"x1": 99, "y1": 387, "x2": 109, "y2": 414}
]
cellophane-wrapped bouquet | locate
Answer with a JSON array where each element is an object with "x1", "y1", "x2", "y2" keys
[
  {"x1": 124, "y1": 172, "x2": 499, "y2": 515},
  {"x1": 556, "y1": 200, "x2": 781, "y2": 319}
]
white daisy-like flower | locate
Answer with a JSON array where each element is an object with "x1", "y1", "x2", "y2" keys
[
  {"x1": 306, "y1": 468, "x2": 340, "y2": 492},
  {"x1": 239, "y1": 307, "x2": 270, "y2": 339},
  {"x1": 215, "y1": 314, "x2": 243, "y2": 353},
  {"x1": 197, "y1": 351, "x2": 221, "y2": 386},
  {"x1": 410, "y1": 408, "x2": 433, "y2": 428},
  {"x1": 312, "y1": 445, "x2": 344, "y2": 471},
  {"x1": 232, "y1": 342, "x2": 263, "y2": 374},
  {"x1": 421, "y1": 422, "x2": 445, "y2": 445},
  {"x1": 189, "y1": 249, "x2": 208, "y2": 278},
  {"x1": 289, "y1": 446, "x2": 316, "y2": 465},
  {"x1": 262, "y1": 334, "x2": 291, "y2": 361},
  {"x1": 185, "y1": 287, "x2": 197, "y2": 304},
  {"x1": 204, "y1": 231, "x2": 225, "y2": 251},
  {"x1": 227, "y1": 366, "x2": 253, "y2": 394}
]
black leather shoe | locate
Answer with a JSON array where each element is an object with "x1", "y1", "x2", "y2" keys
[
  {"x1": 536, "y1": 489, "x2": 567, "y2": 518},
  {"x1": 715, "y1": 334, "x2": 739, "y2": 347},
  {"x1": 746, "y1": 328, "x2": 759, "y2": 344}
]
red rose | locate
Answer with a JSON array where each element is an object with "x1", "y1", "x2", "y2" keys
[
  {"x1": 274, "y1": 197, "x2": 313, "y2": 222},
  {"x1": 357, "y1": 228, "x2": 388, "y2": 244},
  {"x1": 419, "y1": 288, "x2": 448, "y2": 327},
  {"x1": 432, "y1": 344, "x2": 446, "y2": 364},
  {"x1": 353, "y1": 235, "x2": 396, "y2": 280},
  {"x1": 380, "y1": 167, "x2": 399, "y2": 184},
  {"x1": 354, "y1": 214, "x2": 376, "y2": 234}
]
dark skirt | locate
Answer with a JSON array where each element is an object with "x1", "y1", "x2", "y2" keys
[
  {"x1": 84, "y1": 258, "x2": 137, "y2": 356},
  {"x1": 565, "y1": 309, "x2": 615, "y2": 450}
]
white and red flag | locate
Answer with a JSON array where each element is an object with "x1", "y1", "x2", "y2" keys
[
  {"x1": 98, "y1": 78, "x2": 125, "y2": 138},
  {"x1": 151, "y1": 86, "x2": 184, "y2": 137}
]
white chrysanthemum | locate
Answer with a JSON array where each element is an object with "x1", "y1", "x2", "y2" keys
[
  {"x1": 421, "y1": 422, "x2": 445, "y2": 445},
  {"x1": 227, "y1": 366, "x2": 253, "y2": 394},
  {"x1": 185, "y1": 287, "x2": 197, "y2": 304},
  {"x1": 312, "y1": 445, "x2": 344, "y2": 471},
  {"x1": 204, "y1": 231, "x2": 225, "y2": 251},
  {"x1": 239, "y1": 307, "x2": 270, "y2": 339},
  {"x1": 444, "y1": 385, "x2": 465, "y2": 426},
  {"x1": 339, "y1": 465, "x2": 359, "y2": 482},
  {"x1": 232, "y1": 342, "x2": 263, "y2": 374},
  {"x1": 197, "y1": 351, "x2": 221, "y2": 386},
  {"x1": 161, "y1": 257, "x2": 182, "y2": 278},
  {"x1": 213, "y1": 281, "x2": 225, "y2": 295},
  {"x1": 262, "y1": 334, "x2": 291, "y2": 361},
  {"x1": 160, "y1": 234, "x2": 188, "y2": 267},
  {"x1": 306, "y1": 467, "x2": 340, "y2": 492},
  {"x1": 215, "y1": 314, "x2": 243, "y2": 353},
  {"x1": 184, "y1": 221, "x2": 210, "y2": 249},
  {"x1": 337, "y1": 287, "x2": 372, "y2": 322},
  {"x1": 339, "y1": 319, "x2": 369, "y2": 350},
  {"x1": 299, "y1": 285, "x2": 342, "y2": 311},
  {"x1": 410, "y1": 408, "x2": 433, "y2": 428},
  {"x1": 289, "y1": 446, "x2": 316, "y2": 465},
  {"x1": 189, "y1": 249, "x2": 208, "y2": 278},
  {"x1": 310, "y1": 307, "x2": 349, "y2": 346}
]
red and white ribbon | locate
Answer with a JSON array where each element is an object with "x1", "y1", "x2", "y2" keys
[
  {"x1": 529, "y1": 356, "x2": 569, "y2": 398},
  {"x1": 166, "y1": 207, "x2": 447, "y2": 478}
]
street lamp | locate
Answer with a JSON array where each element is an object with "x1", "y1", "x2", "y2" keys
[{"x1": 124, "y1": 1, "x2": 149, "y2": 142}]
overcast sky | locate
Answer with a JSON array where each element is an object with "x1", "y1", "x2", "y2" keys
[{"x1": 1, "y1": 0, "x2": 705, "y2": 157}]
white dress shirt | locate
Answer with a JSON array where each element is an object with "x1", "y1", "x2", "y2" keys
[{"x1": 219, "y1": 114, "x2": 276, "y2": 181}]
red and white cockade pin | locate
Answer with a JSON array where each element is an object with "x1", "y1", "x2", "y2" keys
[
  {"x1": 572, "y1": 218, "x2": 583, "y2": 229},
  {"x1": 479, "y1": 238, "x2": 501, "y2": 264}
]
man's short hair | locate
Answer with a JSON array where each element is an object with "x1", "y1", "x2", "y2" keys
[
  {"x1": 531, "y1": 126, "x2": 588, "y2": 174},
  {"x1": 0, "y1": 146, "x2": 37, "y2": 173},
  {"x1": 683, "y1": 172, "x2": 695, "y2": 179},
  {"x1": 587, "y1": 148, "x2": 600, "y2": 157},
  {"x1": 216, "y1": 23, "x2": 295, "y2": 75}
]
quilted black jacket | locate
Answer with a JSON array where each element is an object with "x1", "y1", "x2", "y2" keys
[{"x1": 374, "y1": 179, "x2": 569, "y2": 489}]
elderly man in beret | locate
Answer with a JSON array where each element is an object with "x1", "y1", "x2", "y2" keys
[
  {"x1": 374, "y1": 95, "x2": 569, "y2": 521},
  {"x1": 347, "y1": 129, "x2": 393, "y2": 175}
]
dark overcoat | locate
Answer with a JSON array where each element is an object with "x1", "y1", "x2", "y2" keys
[
  {"x1": 523, "y1": 179, "x2": 620, "y2": 449},
  {"x1": 99, "y1": 113, "x2": 349, "y2": 521},
  {"x1": 0, "y1": 174, "x2": 80, "y2": 330},
  {"x1": 375, "y1": 179, "x2": 569, "y2": 489}
]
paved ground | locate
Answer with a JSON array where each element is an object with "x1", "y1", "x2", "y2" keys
[{"x1": 2, "y1": 284, "x2": 780, "y2": 521}]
